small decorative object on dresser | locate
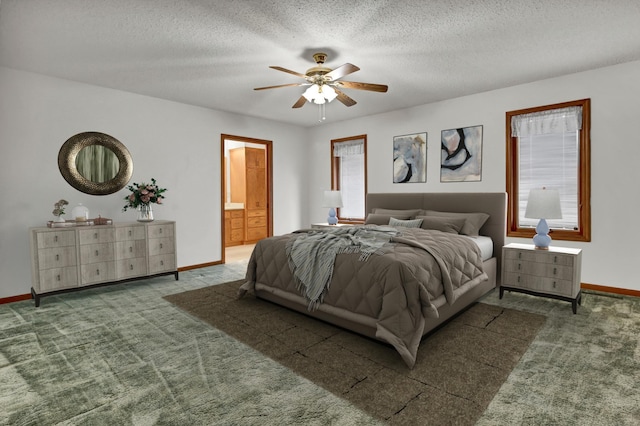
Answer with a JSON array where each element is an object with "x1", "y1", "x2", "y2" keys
[
  {"x1": 500, "y1": 243, "x2": 582, "y2": 314},
  {"x1": 52, "y1": 199, "x2": 69, "y2": 222},
  {"x1": 524, "y1": 187, "x2": 562, "y2": 250},
  {"x1": 71, "y1": 203, "x2": 89, "y2": 222},
  {"x1": 123, "y1": 178, "x2": 166, "y2": 222}
]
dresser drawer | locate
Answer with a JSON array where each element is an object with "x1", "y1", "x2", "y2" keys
[
  {"x1": 148, "y1": 237, "x2": 174, "y2": 256},
  {"x1": 231, "y1": 218, "x2": 244, "y2": 229},
  {"x1": 36, "y1": 230, "x2": 76, "y2": 249},
  {"x1": 80, "y1": 243, "x2": 115, "y2": 264},
  {"x1": 246, "y1": 209, "x2": 266, "y2": 218},
  {"x1": 37, "y1": 247, "x2": 77, "y2": 269},
  {"x1": 149, "y1": 254, "x2": 175, "y2": 274},
  {"x1": 503, "y1": 260, "x2": 574, "y2": 280},
  {"x1": 78, "y1": 228, "x2": 115, "y2": 245},
  {"x1": 115, "y1": 257, "x2": 147, "y2": 279},
  {"x1": 115, "y1": 225, "x2": 146, "y2": 241},
  {"x1": 147, "y1": 224, "x2": 174, "y2": 239},
  {"x1": 247, "y1": 216, "x2": 267, "y2": 227},
  {"x1": 115, "y1": 240, "x2": 147, "y2": 259},
  {"x1": 37, "y1": 267, "x2": 78, "y2": 292},
  {"x1": 80, "y1": 261, "x2": 116, "y2": 285},
  {"x1": 502, "y1": 272, "x2": 574, "y2": 297}
]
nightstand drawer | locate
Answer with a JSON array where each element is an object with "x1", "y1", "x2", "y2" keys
[
  {"x1": 504, "y1": 261, "x2": 574, "y2": 280},
  {"x1": 504, "y1": 249, "x2": 574, "y2": 266},
  {"x1": 503, "y1": 272, "x2": 573, "y2": 297}
]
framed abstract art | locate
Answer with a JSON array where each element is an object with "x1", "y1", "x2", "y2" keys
[
  {"x1": 440, "y1": 125, "x2": 483, "y2": 182},
  {"x1": 393, "y1": 132, "x2": 427, "y2": 183}
]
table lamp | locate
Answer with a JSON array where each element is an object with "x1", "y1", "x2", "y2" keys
[
  {"x1": 525, "y1": 188, "x2": 562, "y2": 250},
  {"x1": 323, "y1": 190, "x2": 343, "y2": 225}
]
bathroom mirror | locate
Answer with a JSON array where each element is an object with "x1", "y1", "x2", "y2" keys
[{"x1": 58, "y1": 132, "x2": 133, "y2": 195}]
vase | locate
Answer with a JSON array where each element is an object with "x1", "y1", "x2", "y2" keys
[
  {"x1": 137, "y1": 204, "x2": 154, "y2": 222},
  {"x1": 53, "y1": 215, "x2": 66, "y2": 223}
]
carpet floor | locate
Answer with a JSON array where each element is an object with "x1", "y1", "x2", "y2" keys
[{"x1": 164, "y1": 280, "x2": 546, "y2": 425}]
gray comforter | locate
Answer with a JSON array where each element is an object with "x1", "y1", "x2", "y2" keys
[{"x1": 239, "y1": 226, "x2": 488, "y2": 368}]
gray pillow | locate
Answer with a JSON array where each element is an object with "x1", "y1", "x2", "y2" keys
[
  {"x1": 365, "y1": 213, "x2": 412, "y2": 225},
  {"x1": 372, "y1": 208, "x2": 421, "y2": 218},
  {"x1": 388, "y1": 217, "x2": 423, "y2": 228},
  {"x1": 422, "y1": 210, "x2": 490, "y2": 236},
  {"x1": 415, "y1": 216, "x2": 466, "y2": 234}
]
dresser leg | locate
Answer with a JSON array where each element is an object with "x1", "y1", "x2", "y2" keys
[
  {"x1": 572, "y1": 299, "x2": 578, "y2": 314},
  {"x1": 31, "y1": 288, "x2": 41, "y2": 308},
  {"x1": 499, "y1": 286, "x2": 504, "y2": 299}
]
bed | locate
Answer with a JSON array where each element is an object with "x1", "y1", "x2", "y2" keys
[{"x1": 239, "y1": 192, "x2": 506, "y2": 368}]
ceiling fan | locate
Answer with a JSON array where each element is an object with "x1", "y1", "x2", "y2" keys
[{"x1": 254, "y1": 52, "x2": 388, "y2": 113}]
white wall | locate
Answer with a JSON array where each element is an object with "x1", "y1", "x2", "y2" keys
[
  {"x1": 0, "y1": 66, "x2": 308, "y2": 299},
  {"x1": 3, "y1": 60, "x2": 640, "y2": 299},
  {"x1": 307, "y1": 60, "x2": 640, "y2": 292}
]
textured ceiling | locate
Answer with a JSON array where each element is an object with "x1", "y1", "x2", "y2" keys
[{"x1": 1, "y1": 0, "x2": 640, "y2": 127}]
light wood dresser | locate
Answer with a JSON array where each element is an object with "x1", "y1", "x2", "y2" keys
[{"x1": 29, "y1": 221, "x2": 177, "y2": 306}]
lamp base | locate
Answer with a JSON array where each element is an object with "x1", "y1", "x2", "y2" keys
[
  {"x1": 532, "y1": 218, "x2": 552, "y2": 250},
  {"x1": 327, "y1": 207, "x2": 338, "y2": 225}
]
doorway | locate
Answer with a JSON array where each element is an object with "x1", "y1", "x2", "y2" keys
[{"x1": 221, "y1": 134, "x2": 273, "y2": 263}]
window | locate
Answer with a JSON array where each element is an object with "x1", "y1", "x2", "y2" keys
[
  {"x1": 331, "y1": 135, "x2": 367, "y2": 222},
  {"x1": 506, "y1": 99, "x2": 591, "y2": 242}
]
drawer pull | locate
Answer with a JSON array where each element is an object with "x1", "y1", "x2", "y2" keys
[
  {"x1": 128, "y1": 230, "x2": 132, "y2": 236},
  {"x1": 160, "y1": 243, "x2": 163, "y2": 249},
  {"x1": 517, "y1": 276, "x2": 521, "y2": 283},
  {"x1": 54, "y1": 235, "x2": 58, "y2": 243},
  {"x1": 56, "y1": 254, "x2": 59, "y2": 261},
  {"x1": 160, "y1": 260, "x2": 164, "y2": 266},
  {"x1": 96, "y1": 269, "x2": 100, "y2": 275},
  {"x1": 518, "y1": 252, "x2": 522, "y2": 259},
  {"x1": 159, "y1": 228, "x2": 163, "y2": 234},
  {"x1": 553, "y1": 281, "x2": 556, "y2": 288},
  {"x1": 553, "y1": 256, "x2": 558, "y2": 263},
  {"x1": 553, "y1": 267, "x2": 557, "y2": 275},
  {"x1": 94, "y1": 232, "x2": 98, "y2": 239},
  {"x1": 517, "y1": 263, "x2": 521, "y2": 270},
  {"x1": 130, "y1": 264, "x2": 134, "y2": 270},
  {"x1": 57, "y1": 274, "x2": 61, "y2": 281},
  {"x1": 95, "y1": 250, "x2": 99, "y2": 256},
  {"x1": 129, "y1": 246, "x2": 133, "y2": 252}
]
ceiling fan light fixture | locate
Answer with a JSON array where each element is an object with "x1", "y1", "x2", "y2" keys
[{"x1": 302, "y1": 84, "x2": 336, "y2": 105}]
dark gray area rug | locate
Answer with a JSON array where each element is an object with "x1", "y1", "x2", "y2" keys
[{"x1": 164, "y1": 280, "x2": 547, "y2": 425}]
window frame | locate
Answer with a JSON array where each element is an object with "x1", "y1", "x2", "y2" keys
[
  {"x1": 331, "y1": 134, "x2": 367, "y2": 223},
  {"x1": 506, "y1": 98, "x2": 591, "y2": 242}
]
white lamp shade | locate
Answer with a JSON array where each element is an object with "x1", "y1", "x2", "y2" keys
[
  {"x1": 323, "y1": 190, "x2": 343, "y2": 208},
  {"x1": 525, "y1": 188, "x2": 562, "y2": 219}
]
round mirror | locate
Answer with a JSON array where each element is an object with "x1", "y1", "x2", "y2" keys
[{"x1": 58, "y1": 132, "x2": 133, "y2": 195}]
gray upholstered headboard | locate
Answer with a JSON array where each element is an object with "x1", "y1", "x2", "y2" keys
[{"x1": 366, "y1": 192, "x2": 507, "y2": 260}]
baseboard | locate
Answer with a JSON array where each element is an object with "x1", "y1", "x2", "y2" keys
[
  {"x1": 581, "y1": 283, "x2": 640, "y2": 298},
  {"x1": 0, "y1": 293, "x2": 32, "y2": 305},
  {"x1": 178, "y1": 260, "x2": 222, "y2": 272}
]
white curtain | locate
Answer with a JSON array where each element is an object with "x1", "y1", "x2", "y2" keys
[{"x1": 511, "y1": 106, "x2": 582, "y2": 137}]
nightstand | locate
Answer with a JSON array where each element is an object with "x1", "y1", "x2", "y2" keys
[{"x1": 500, "y1": 243, "x2": 582, "y2": 314}]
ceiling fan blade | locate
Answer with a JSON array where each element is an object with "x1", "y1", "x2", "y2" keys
[
  {"x1": 326, "y1": 63, "x2": 360, "y2": 81},
  {"x1": 334, "y1": 88, "x2": 357, "y2": 107},
  {"x1": 270, "y1": 66, "x2": 307, "y2": 79},
  {"x1": 292, "y1": 96, "x2": 307, "y2": 108},
  {"x1": 254, "y1": 83, "x2": 303, "y2": 91},
  {"x1": 336, "y1": 81, "x2": 388, "y2": 93}
]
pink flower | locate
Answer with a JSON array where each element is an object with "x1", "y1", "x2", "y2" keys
[
  {"x1": 141, "y1": 195, "x2": 151, "y2": 203},
  {"x1": 156, "y1": 198, "x2": 162, "y2": 204},
  {"x1": 141, "y1": 189, "x2": 149, "y2": 195},
  {"x1": 129, "y1": 194, "x2": 136, "y2": 202}
]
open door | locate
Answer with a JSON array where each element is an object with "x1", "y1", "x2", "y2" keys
[{"x1": 220, "y1": 135, "x2": 273, "y2": 263}]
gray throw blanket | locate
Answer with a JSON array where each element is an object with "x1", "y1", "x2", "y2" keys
[{"x1": 286, "y1": 226, "x2": 399, "y2": 310}]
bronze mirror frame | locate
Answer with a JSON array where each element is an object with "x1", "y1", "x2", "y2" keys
[{"x1": 58, "y1": 131, "x2": 133, "y2": 195}]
